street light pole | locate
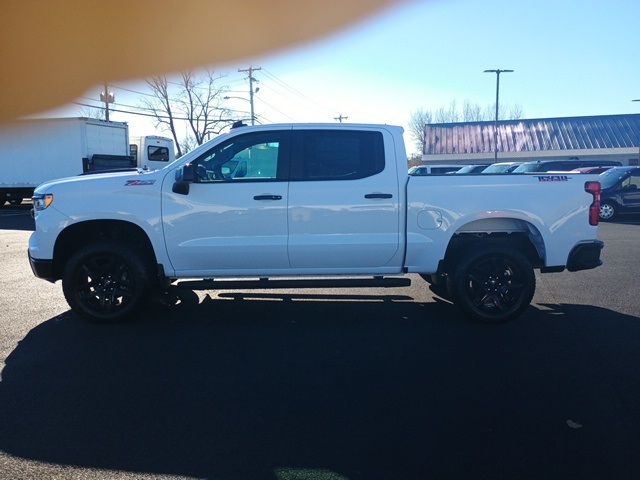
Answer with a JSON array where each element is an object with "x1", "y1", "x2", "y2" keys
[
  {"x1": 632, "y1": 99, "x2": 640, "y2": 164},
  {"x1": 484, "y1": 69, "x2": 514, "y2": 160}
]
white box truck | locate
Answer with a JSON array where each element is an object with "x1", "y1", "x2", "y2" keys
[
  {"x1": 129, "y1": 135, "x2": 176, "y2": 171},
  {"x1": 0, "y1": 117, "x2": 134, "y2": 205}
]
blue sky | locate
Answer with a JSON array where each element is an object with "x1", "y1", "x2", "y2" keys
[{"x1": 57, "y1": 0, "x2": 640, "y2": 154}]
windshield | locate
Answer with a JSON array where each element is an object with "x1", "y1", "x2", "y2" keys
[
  {"x1": 599, "y1": 168, "x2": 632, "y2": 190},
  {"x1": 512, "y1": 163, "x2": 542, "y2": 173},
  {"x1": 455, "y1": 165, "x2": 483, "y2": 174},
  {"x1": 483, "y1": 164, "x2": 515, "y2": 173}
]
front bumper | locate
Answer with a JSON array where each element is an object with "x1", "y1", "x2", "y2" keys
[
  {"x1": 566, "y1": 240, "x2": 604, "y2": 272},
  {"x1": 28, "y1": 250, "x2": 56, "y2": 282}
]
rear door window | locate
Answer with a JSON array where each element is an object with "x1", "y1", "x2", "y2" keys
[{"x1": 290, "y1": 130, "x2": 385, "y2": 181}]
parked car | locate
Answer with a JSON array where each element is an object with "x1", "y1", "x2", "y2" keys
[
  {"x1": 568, "y1": 166, "x2": 614, "y2": 174},
  {"x1": 29, "y1": 123, "x2": 603, "y2": 324},
  {"x1": 409, "y1": 165, "x2": 466, "y2": 175},
  {"x1": 512, "y1": 159, "x2": 622, "y2": 173},
  {"x1": 481, "y1": 162, "x2": 523, "y2": 174},
  {"x1": 452, "y1": 164, "x2": 489, "y2": 174},
  {"x1": 598, "y1": 166, "x2": 640, "y2": 220}
]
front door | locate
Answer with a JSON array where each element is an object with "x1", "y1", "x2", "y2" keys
[
  {"x1": 162, "y1": 130, "x2": 291, "y2": 276},
  {"x1": 620, "y1": 171, "x2": 640, "y2": 211}
]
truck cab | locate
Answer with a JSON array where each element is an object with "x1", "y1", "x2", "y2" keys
[{"x1": 129, "y1": 136, "x2": 175, "y2": 171}]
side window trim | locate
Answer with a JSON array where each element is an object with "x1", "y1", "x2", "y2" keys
[{"x1": 289, "y1": 129, "x2": 386, "y2": 182}]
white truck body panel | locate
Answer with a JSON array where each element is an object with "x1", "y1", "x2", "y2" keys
[
  {"x1": 29, "y1": 123, "x2": 600, "y2": 280},
  {"x1": 405, "y1": 175, "x2": 598, "y2": 273},
  {"x1": 0, "y1": 118, "x2": 129, "y2": 188}
]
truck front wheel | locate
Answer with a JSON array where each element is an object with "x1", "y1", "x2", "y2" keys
[
  {"x1": 62, "y1": 242, "x2": 150, "y2": 322},
  {"x1": 449, "y1": 245, "x2": 535, "y2": 323}
]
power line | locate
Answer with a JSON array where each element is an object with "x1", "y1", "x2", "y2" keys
[
  {"x1": 80, "y1": 96, "x2": 252, "y2": 117},
  {"x1": 109, "y1": 84, "x2": 158, "y2": 98},
  {"x1": 262, "y1": 68, "x2": 338, "y2": 115},
  {"x1": 74, "y1": 102, "x2": 249, "y2": 123},
  {"x1": 257, "y1": 97, "x2": 297, "y2": 122}
]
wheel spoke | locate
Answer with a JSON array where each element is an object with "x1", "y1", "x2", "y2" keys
[
  {"x1": 72, "y1": 252, "x2": 136, "y2": 317},
  {"x1": 462, "y1": 252, "x2": 531, "y2": 317}
]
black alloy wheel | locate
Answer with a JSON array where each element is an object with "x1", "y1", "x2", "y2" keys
[
  {"x1": 63, "y1": 242, "x2": 149, "y2": 322},
  {"x1": 450, "y1": 246, "x2": 535, "y2": 323}
]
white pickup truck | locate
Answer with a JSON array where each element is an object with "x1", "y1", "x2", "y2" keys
[{"x1": 28, "y1": 123, "x2": 604, "y2": 323}]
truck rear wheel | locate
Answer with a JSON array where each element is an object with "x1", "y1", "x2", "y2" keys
[
  {"x1": 62, "y1": 242, "x2": 150, "y2": 322},
  {"x1": 449, "y1": 245, "x2": 535, "y2": 323}
]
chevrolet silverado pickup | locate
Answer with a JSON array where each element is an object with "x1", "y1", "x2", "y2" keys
[{"x1": 28, "y1": 123, "x2": 604, "y2": 323}]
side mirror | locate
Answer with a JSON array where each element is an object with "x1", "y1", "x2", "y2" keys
[
  {"x1": 182, "y1": 163, "x2": 195, "y2": 182},
  {"x1": 172, "y1": 163, "x2": 194, "y2": 195}
]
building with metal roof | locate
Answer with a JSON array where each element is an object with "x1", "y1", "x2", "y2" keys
[{"x1": 421, "y1": 113, "x2": 640, "y2": 166}]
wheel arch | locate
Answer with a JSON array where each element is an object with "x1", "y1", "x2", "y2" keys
[
  {"x1": 438, "y1": 217, "x2": 546, "y2": 274},
  {"x1": 52, "y1": 219, "x2": 158, "y2": 280}
]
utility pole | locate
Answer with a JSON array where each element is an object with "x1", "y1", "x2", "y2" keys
[
  {"x1": 99, "y1": 82, "x2": 114, "y2": 121},
  {"x1": 238, "y1": 66, "x2": 261, "y2": 125},
  {"x1": 334, "y1": 114, "x2": 348, "y2": 123},
  {"x1": 484, "y1": 69, "x2": 514, "y2": 160}
]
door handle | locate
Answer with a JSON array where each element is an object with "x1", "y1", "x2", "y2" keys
[
  {"x1": 253, "y1": 194, "x2": 282, "y2": 201},
  {"x1": 364, "y1": 193, "x2": 393, "y2": 199}
]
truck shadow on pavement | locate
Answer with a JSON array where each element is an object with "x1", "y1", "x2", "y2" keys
[{"x1": 1, "y1": 295, "x2": 639, "y2": 480}]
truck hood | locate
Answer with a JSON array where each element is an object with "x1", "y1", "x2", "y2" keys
[{"x1": 35, "y1": 170, "x2": 161, "y2": 195}]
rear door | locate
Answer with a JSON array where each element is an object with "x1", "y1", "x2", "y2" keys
[{"x1": 287, "y1": 128, "x2": 401, "y2": 270}]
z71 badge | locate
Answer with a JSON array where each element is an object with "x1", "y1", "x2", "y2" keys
[
  {"x1": 535, "y1": 175, "x2": 570, "y2": 182},
  {"x1": 125, "y1": 180, "x2": 156, "y2": 186}
]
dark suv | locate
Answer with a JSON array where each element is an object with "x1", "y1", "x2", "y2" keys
[
  {"x1": 512, "y1": 159, "x2": 622, "y2": 173},
  {"x1": 598, "y1": 167, "x2": 640, "y2": 220}
]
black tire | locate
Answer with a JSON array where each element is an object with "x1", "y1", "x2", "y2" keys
[
  {"x1": 599, "y1": 201, "x2": 616, "y2": 221},
  {"x1": 449, "y1": 245, "x2": 535, "y2": 323},
  {"x1": 421, "y1": 273, "x2": 452, "y2": 300},
  {"x1": 62, "y1": 242, "x2": 150, "y2": 323},
  {"x1": 428, "y1": 283, "x2": 452, "y2": 301}
]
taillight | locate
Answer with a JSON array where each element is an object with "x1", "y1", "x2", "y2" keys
[{"x1": 585, "y1": 181, "x2": 601, "y2": 226}]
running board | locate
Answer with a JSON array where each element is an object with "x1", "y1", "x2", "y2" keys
[{"x1": 177, "y1": 276, "x2": 411, "y2": 290}]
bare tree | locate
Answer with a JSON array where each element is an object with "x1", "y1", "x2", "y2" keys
[
  {"x1": 435, "y1": 100, "x2": 459, "y2": 123},
  {"x1": 143, "y1": 76, "x2": 183, "y2": 157},
  {"x1": 177, "y1": 71, "x2": 231, "y2": 146},
  {"x1": 77, "y1": 105, "x2": 105, "y2": 120},
  {"x1": 408, "y1": 108, "x2": 433, "y2": 154},
  {"x1": 507, "y1": 103, "x2": 524, "y2": 120},
  {"x1": 462, "y1": 100, "x2": 485, "y2": 121},
  {"x1": 483, "y1": 102, "x2": 525, "y2": 121},
  {"x1": 143, "y1": 70, "x2": 233, "y2": 157}
]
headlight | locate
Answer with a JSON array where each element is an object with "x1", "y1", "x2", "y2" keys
[{"x1": 32, "y1": 194, "x2": 54, "y2": 211}]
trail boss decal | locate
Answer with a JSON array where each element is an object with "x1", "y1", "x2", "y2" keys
[
  {"x1": 535, "y1": 175, "x2": 570, "y2": 182},
  {"x1": 125, "y1": 180, "x2": 156, "y2": 186}
]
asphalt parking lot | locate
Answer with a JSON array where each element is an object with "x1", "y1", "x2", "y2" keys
[{"x1": 1, "y1": 203, "x2": 639, "y2": 480}]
